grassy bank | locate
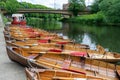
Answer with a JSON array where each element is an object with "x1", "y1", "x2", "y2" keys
[
  {"x1": 61, "y1": 12, "x2": 120, "y2": 26},
  {"x1": 61, "y1": 12, "x2": 106, "y2": 25}
]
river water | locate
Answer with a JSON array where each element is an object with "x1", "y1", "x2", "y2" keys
[{"x1": 28, "y1": 20, "x2": 120, "y2": 53}]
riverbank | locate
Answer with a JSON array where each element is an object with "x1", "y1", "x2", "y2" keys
[
  {"x1": 0, "y1": 14, "x2": 26, "y2": 80},
  {"x1": 61, "y1": 12, "x2": 120, "y2": 26}
]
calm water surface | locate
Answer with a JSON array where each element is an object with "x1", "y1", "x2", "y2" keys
[{"x1": 28, "y1": 20, "x2": 120, "y2": 53}]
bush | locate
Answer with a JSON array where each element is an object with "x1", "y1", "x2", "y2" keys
[{"x1": 63, "y1": 12, "x2": 106, "y2": 25}]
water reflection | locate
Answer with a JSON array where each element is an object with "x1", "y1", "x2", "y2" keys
[
  {"x1": 28, "y1": 20, "x2": 120, "y2": 53},
  {"x1": 82, "y1": 33, "x2": 96, "y2": 50},
  {"x1": 67, "y1": 23, "x2": 120, "y2": 53}
]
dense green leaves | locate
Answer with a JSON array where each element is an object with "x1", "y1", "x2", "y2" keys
[
  {"x1": 91, "y1": 0, "x2": 102, "y2": 13},
  {"x1": 66, "y1": 0, "x2": 120, "y2": 25},
  {"x1": 5, "y1": 0, "x2": 19, "y2": 14},
  {"x1": 0, "y1": 1, "x2": 6, "y2": 8},
  {"x1": 99, "y1": 0, "x2": 120, "y2": 23},
  {"x1": 106, "y1": 2, "x2": 120, "y2": 23},
  {"x1": 68, "y1": 0, "x2": 85, "y2": 16},
  {"x1": 18, "y1": 2, "x2": 49, "y2": 9},
  {"x1": 0, "y1": 0, "x2": 7, "y2": 2},
  {"x1": 99, "y1": 0, "x2": 114, "y2": 13},
  {"x1": 0, "y1": 0, "x2": 50, "y2": 14},
  {"x1": 63, "y1": 12, "x2": 106, "y2": 25}
]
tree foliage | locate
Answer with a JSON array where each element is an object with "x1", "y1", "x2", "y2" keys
[
  {"x1": 106, "y1": 2, "x2": 120, "y2": 23},
  {"x1": 0, "y1": 1, "x2": 6, "y2": 8},
  {"x1": 91, "y1": 0, "x2": 103, "y2": 13},
  {"x1": 0, "y1": 0, "x2": 7, "y2": 2},
  {"x1": 99, "y1": 0, "x2": 114, "y2": 13},
  {"x1": 99, "y1": 0, "x2": 120, "y2": 23},
  {"x1": 18, "y1": 2, "x2": 49, "y2": 9},
  {"x1": 0, "y1": 0, "x2": 50, "y2": 14},
  {"x1": 68, "y1": 0, "x2": 85, "y2": 16},
  {"x1": 5, "y1": 0, "x2": 19, "y2": 14}
]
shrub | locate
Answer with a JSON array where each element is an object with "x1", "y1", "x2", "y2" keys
[{"x1": 63, "y1": 12, "x2": 106, "y2": 25}]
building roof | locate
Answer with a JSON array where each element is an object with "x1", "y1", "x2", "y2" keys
[{"x1": 12, "y1": 14, "x2": 24, "y2": 17}]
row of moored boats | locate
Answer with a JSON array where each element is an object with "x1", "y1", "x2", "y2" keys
[{"x1": 3, "y1": 24, "x2": 120, "y2": 80}]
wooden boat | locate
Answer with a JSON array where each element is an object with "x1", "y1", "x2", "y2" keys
[
  {"x1": 6, "y1": 39, "x2": 89, "y2": 50},
  {"x1": 6, "y1": 40, "x2": 120, "y2": 63},
  {"x1": 115, "y1": 65, "x2": 120, "y2": 79},
  {"x1": 87, "y1": 45, "x2": 120, "y2": 63},
  {"x1": 6, "y1": 46, "x2": 119, "y2": 80},
  {"x1": 25, "y1": 68, "x2": 105, "y2": 80},
  {"x1": 11, "y1": 14, "x2": 26, "y2": 25},
  {"x1": 4, "y1": 26, "x2": 63, "y2": 41}
]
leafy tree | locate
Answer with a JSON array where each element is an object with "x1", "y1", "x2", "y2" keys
[
  {"x1": 18, "y1": 2, "x2": 49, "y2": 9},
  {"x1": 99, "y1": 0, "x2": 114, "y2": 13},
  {"x1": 68, "y1": 0, "x2": 85, "y2": 16},
  {"x1": 4, "y1": 0, "x2": 49, "y2": 14},
  {"x1": 99, "y1": 0, "x2": 120, "y2": 23},
  {"x1": 5, "y1": 0, "x2": 19, "y2": 14},
  {"x1": 106, "y1": 2, "x2": 120, "y2": 23},
  {"x1": 0, "y1": 1, "x2": 6, "y2": 8},
  {"x1": 91, "y1": 0, "x2": 103, "y2": 13}
]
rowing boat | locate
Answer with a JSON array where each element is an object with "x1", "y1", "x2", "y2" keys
[
  {"x1": 4, "y1": 25, "x2": 64, "y2": 41},
  {"x1": 87, "y1": 45, "x2": 120, "y2": 63},
  {"x1": 25, "y1": 68, "x2": 105, "y2": 80},
  {"x1": 6, "y1": 46, "x2": 119, "y2": 80},
  {"x1": 6, "y1": 39, "x2": 89, "y2": 50},
  {"x1": 115, "y1": 65, "x2": 120, "y2": 79},
  {"x1": 6, "y1": 40, "x2": 120, "y2": 63}
]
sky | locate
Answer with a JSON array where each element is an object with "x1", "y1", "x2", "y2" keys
[{"x1": 17, "y1": 0, "x2": 94, "y2": 9}]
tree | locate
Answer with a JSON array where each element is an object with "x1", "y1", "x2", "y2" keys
[
  {"x1": 5, "y1": 0, "x2": 19, "y2": 14},
  {"x1": 68, "y1": 0, "x2": 85, "y2": 16},
  {"x1": 106, "y1": 2, "x2": 120, "y2": 23},
  {"x1": 91, "y1": 0, "x2": 103, "y2": 13},
  {"x1": 99, "y1": 0, "x2": 120, "y2": 23},
  {"x1": 18, "y1": 2, "x2": 49, "y2": 9},
  {"x1": 0, "y1": 1, "x2": 6, "y2": 8},
  {"x1": 99, "y1": 0, "x2": 114, "y2": 13}
]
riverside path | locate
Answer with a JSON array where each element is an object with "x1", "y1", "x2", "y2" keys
[{"x1": 0, "y1": 14, "x2": 26, "y2": 80}]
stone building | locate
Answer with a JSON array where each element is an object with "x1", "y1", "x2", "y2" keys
[{"x1": 63, "y1": 3, "x2": 70, "y2": 10}]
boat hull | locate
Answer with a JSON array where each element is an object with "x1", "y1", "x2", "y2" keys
[{"x1": 6, "y1": 46, "x2": 48, "y2": 69}]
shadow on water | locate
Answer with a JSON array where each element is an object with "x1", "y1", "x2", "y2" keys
[{"x1": 27, "y1": 19, "x2": 120, "y2": 53}]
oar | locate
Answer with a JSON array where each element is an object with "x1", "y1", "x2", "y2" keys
[
  {"x1": 36, "y1": 60, "x2": 61, "y2": 69},
  {"x1": 52, "y1": 77, "x2": 76, "y2": 80},
  {"x1": 24, "y1": 43, "x2": 39, "y2": 46},
  {"x1": 27, "y1": 51, "x2": 70, "y2": 55}
]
